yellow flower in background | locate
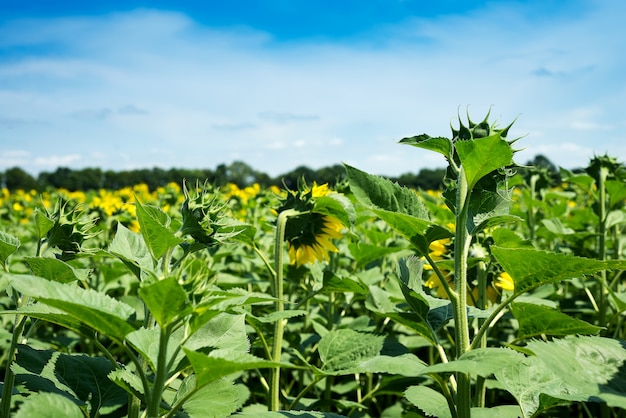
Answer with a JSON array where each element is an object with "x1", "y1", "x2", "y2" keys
[{"x1": 495, "y1": 271, "x2": 515, "y2": 291}]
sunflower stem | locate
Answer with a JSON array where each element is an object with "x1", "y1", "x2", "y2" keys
[
  {"x1": 270, "y1": 208, "x2": 298, "y2": 411},
  {"x1": 453, "y1": 166, "x2": 472, "y2": 418}
]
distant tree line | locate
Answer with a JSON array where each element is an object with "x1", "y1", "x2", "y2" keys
[{"x1": 1, "y1": 155, "x2": 559, "y2": 193}]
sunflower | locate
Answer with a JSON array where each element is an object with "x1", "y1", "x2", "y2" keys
[
  {"x1": 287, "y1": 213, "x2": 344, "y2": 267},
  {"x1": 275, "y1": 182, "x2": 348, "y2": 267}
]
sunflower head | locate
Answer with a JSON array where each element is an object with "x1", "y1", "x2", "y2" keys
[{"x1": 276, "y1": 182, "x2": 351, "y2": 267}]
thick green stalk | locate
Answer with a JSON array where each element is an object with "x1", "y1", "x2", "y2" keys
[
  {"x1": 597, "y1": 166, "x2": 608, "y2": 326},
  {"x1": 454, "y1": 167, "x2": 472, "y2": 418},
  {"x1": 146, "y1": 325, "x2": 172, "y2": 418},
  {"x1": 270, "y1": 209, "x2": 298, "y2": 411},
  {"x1": 0, "y1": 315, "x2": 27, "y2": 418}
]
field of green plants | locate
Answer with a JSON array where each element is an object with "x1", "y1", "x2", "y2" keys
[{"x1": 1, "y1": 113, "x2": 625, "y2": 418}]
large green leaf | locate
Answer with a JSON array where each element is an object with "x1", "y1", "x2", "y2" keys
[
  {"x1": 34, "y1": 208, "x2": 55, "y2": 240},
  {"x1": 184, "y1": 349, "x2": 283, "y2": 387},
  {"x1": 405, "y1": 385, "x2": 452, "y2": 418},
  {"x1": 8, "y1": 274, "x2": 136, "y2": 340},
  {"x1": 14, "y1": 345, "x2": 127, "y2": 417},
  {"x1": 0, "y1": 230, "x2": 19, "y2": 269},
  {"x1": 491, "y1": 246, "x2": 626, "y2": 295},
  {"x1": 466, "y1": 188, "x2": 521, "y2": 233},
  {"x1": 138, "y1": 276, "x2": 191, "y2": 328},
  {"x1": 314, "y1": 194, "x2": 355, "y2": 228},
  {"x1": 455, "y1": 133, "x2": 513, "y2": 189},
  {"x1": 13, "y1": 393, "x2": 84, "y2": 418},
  {"x1": 7, "y1": 304, "x2": 94, "y2": 337},
  {"x1": 345, "y1": 164, "x2": 429, "y2": 219},
  {"x1": 372, "y1": 209, "x2": 452, "y2": 255},
  {"x1": 357, "y1": 353, "x2": 426, "y2": 376},
  {"x1": 185, "y1": 312, "x2": 250, "y2": 353},
  {"x1": 108, "y1": 222, "x2": 154, "y2": 278},
  {"x1": 399, "y1": 134, "x2": 453, "y2": 161},
  {"x1": 422, "y1": 347, "x2": 525, "y2": 377},
  {"x1": 23, "y1": 257, "x2": 86, "y2": 284},
  {"x1": 125, "y1": 326, "x2": 186, "y2": 374},
  {"x1": 135, "y1": 198, "x2": 183, "y2": 260},
  {"x1": 496, "y1": 336, "x2": 626, "y2": 417},
  {"x1": 177, "y1": 376, "x2": 249, "y2": 418},
  {"x1": 236, "y1": 412, "x2": 347, "y2": 417},
  {"x1": 347, "y1": 242, "x2": 405, "y2": 267},
  {"x1": 511, "y1": 302, "x2": 602, "y2": 339},
  {"x1": 317, "y1": 328, "x2": 384, "y2": 374}
]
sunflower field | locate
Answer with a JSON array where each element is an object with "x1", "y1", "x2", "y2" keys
[{"x1": 1, "y1": 113, "x2": 625, "y2": 418}]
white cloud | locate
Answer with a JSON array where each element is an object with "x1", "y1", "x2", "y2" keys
[{"x1": 0, "y1": 1, "x2": 624, "y2": 177}]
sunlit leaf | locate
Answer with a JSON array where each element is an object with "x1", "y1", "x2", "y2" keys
[
  {"x1": 8, "y1": 274, "x2": 136, "y2": 340},
  {"x1": 13, "y1": 392, "x2": 84, "y2": 418},
  {"x1": 511, "y1": 302, "x2": 602, "y2": 339},
  {"x1": 0, "y1": 230, "x2": 19, "y2": 269},
  {"x1": 345, "y1": 164, "x2": 429, "y2": 219},
  {"x1": 23, "y1": 257, "x2": 86, "y2": 284},
  {"x1": 318, "y1": 328, "x2": 384, "y2": 374},
  {"x1": 455, "y1": 133, "x2": 513, "y2": 189},
  {"x1": 405, "y1": 385, "x2": 452, "y2": 418},
  {"x1": 138, "y1": 276, "x2": 191, "y2": 328},
  {"x1": 184, "y1": 349, "x2": 284, "y2": 387},
  {"x1": 108, "y1": 222, "x2": 154, "y2": 278},
  {"x1": 491, "y1": 246, "x2": 626, "y2": 295},
  {"x1": 399, "y1": 134, "x2": 453, "y2": 161},
  {"x1": 135, "y1": 198, "x2": 183, "y2": 260}
]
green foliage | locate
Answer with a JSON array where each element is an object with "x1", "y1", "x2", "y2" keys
[{"x1": 0, "y1": 110, "x2": 624, "y2": 418}]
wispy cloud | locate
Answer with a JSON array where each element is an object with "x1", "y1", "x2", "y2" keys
[{"x1": 0, "y1": 0, "x2": 624, "y2": 177}]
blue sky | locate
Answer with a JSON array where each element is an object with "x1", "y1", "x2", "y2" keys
[{"x1": 1, "y1": 0, "x2": 624, "y2": 178}]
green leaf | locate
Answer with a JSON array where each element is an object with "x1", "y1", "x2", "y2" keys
[
  {"x1": 491, "y1": 246, "x2": 626, "y2": 295},
  {"x1": 357, "y1": 353, "x2": 426, "y2": 376},
  {"x1": 108, "y1": 368, "x2": 145, "y2": 400},
  {"x1": 345, "y1": 164, "x2": 429, "y2": 219},
  {"x1": 321, "y1": 274, "x2": 369, "y2": 294},
  {"x1": 108, "y1": 222, "x2": 154, "y2": 278},
  {"x1": 455, "y1": 133, "x2": 514, "y2": 189},
  {"x1": 405, "y1": 385, "x2": 452, "y2": 418},
  {"x1": 314, "y1": 194, "x2": 355, "y2": 228},
  {"x1": 8, "y1": 274, "x2": 136, "y2": 340},
  {"x1": 372, "y1": 209, "x2": 451, "y2": 255},
  {"x1": 138, "y1": 277, "x2": 191, "y2": 328},
  {"x1": 470, "y1": 406, "x2": 523, "y2": 418},
  {"x1": 8, "y1": 304, "x2": 94, "y2": 337},
  {"x1": 185, "y1": 312, "x2": 250, "y2": 353},
  {"x1": 466, "y1": 188, "x2": 521, "y2": 233},
  {"x1": 135, "y1": 198, "x2": 183, "y2": 260},
  {"x1": 22, "y1": 257, "x2": 86, "y2": 284},
  {"x1": 34, "y1": 208, "x2": 55, "y2": 240},
  {"x1": 13, "y1": 392, "x2": 84, "y2": 418},
  {"x1": 179, "y1": 376, "x2": 249, "y2": 418},
  {"x1": 399, "y1": 134, "x2": 453, "y2": 161},
  {"x1": 511, "y1": 302, "x2": 602, "y2": 339},
  {"x1": 422, "y1": 348, "x2": 525, "y2": 377},
  {"x1": 317, "y1": 329, "x2": 384, "y2": 374},
  {"x1": 0, "y1": 230, "x2": 19, "y2": 269},
  {"x1": 397, "y1": 257, "x2": 429, "y2": 319},
  {"x1": 184, "y1": 349, "x2": 283, "y2": 387},
  {"x1": 365, "y1": 286, "x2": 436, "y2": 344},
  {"x1": 14, "y1": 345, "x2": 127, "y2": 416},
  {"x1": 541, "y1": 218, "x2": 576, "y2": 235},
  {"x1": 125, "y1": 326, "x2": 186, "y2": 373},
  {"x1": 347, "y1": 242, "x2": 405, "y2": 267},
  {"x1": 496, "y1": 336, "x2": 626, "y2": 417},
  {"x1": 235, "y1": 412, "x2": 347, "y2": 417}
]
